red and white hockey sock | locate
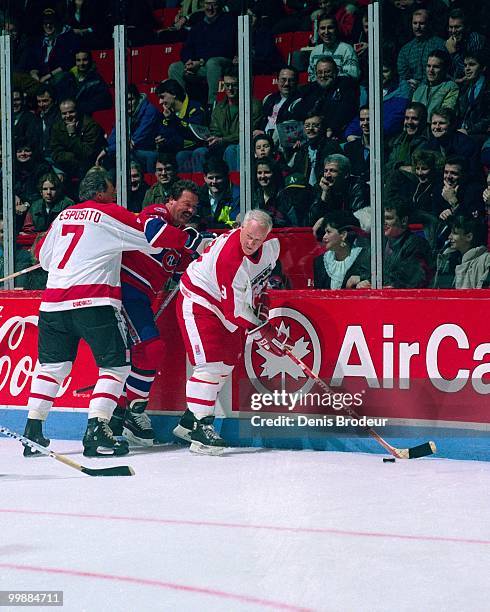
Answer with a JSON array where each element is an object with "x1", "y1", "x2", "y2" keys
[
  {"x1": 186, "y1": 362, "x2": 233, "y2": 419},
  {"x1": 89, "y1": 365, "x2": 130, "y2": 421},
  {"x1": 27, "y1": 361, "x2": 72, "y2": 421}
]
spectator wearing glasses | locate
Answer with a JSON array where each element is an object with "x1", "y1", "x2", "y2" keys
[
  {"x1": 168, "y1": 0, "x2": 238, "y2": 105},
  {"x1": 292, "y1": 57, "x2": 358, "y2": 137},
  {"x1": 142, "y1": 154, "x2": 178, "y2": 207},
  {"x1": 190, "y1": 67, "x2": 262, "y2": 172},
  {"x1": 259, "y1": 66, "x2": 302, "y2": 134},
  {"x1": 289, "y1": 112, "x2": 340, "y2": 187}
]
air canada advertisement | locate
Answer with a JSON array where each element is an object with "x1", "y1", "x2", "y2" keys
[{"x1": 1, "y1": 291, "x2": 489, "y2": 424}]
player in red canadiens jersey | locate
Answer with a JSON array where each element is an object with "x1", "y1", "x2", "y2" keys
[
  {"x1": 22, "y1": 170, "x2": 198, "y2": 458},
  {"x1": 175, "y1": 209, "x2": 289, "y2": 455},
  {"x1": 110, "y1": 180, "x2": 202, "y2": 446}
]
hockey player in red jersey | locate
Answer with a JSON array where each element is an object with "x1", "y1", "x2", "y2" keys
[
  {"x1": 112, "y1": 180, "x2": 201, "y2": 446},
  {"x1": 175, "y1": 209, "x2": 288, "y2": 455},
  {"x1": 22, "y1": 171, "x2": 200, "y2": 457}
]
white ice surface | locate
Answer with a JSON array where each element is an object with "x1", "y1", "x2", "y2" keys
[{"x1": 0, "y1": 439, "x2": 489, "y2": 612}]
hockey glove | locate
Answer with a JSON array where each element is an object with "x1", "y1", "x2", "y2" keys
[
  {"x1": 248, "y1": 321, "x2": 288, "y2": 357},
  {"x1": 183, "y1": 227, "x2": 202, "y2": 254}
]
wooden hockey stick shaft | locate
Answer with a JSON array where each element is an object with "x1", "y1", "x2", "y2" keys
[
  {"x1": 283, "y1": 347, "x2": 436, "y2": 460},
  {"x1": 0, "y1": 425, "x2": 135, "y2": 477},
  {"x1": 154, "y1": 284, "x2": 180, "y2": 321},
  {"x1": 0, "y1": 263, "x2": 41, "y2": 283}
]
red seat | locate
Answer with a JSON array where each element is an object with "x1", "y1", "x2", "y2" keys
[
  {"x1": 292, "y1": 31, "x2": 313, "y2": 51},
  {"x1": 229, "y1": 171, "x2": 240, "y2": 186},
  {"x1": 178, "y1": 172, "x2": 194, "y2": 183},
  {"x1": 191, "y1": 172, "x2": 205, "y2": 186},
  {"x1": 298, "y1": 71, "x2": 308, "y2": 85},
  {"x1": 253, "y1": 74, "x2": 277, "y2": 99},
  {"x1": 147, "y1": 43, "x2": 183, "y2": 83},
  {"x1": 128, "y1": 47, "x2": 151, "y2": 83},
  {"x1": 92, "y1": 109, "x2": 115, "y2": 136},
  {"x1": 93, "y1": 49, "x2": 115, "y2": 85},
  {"x1": 153, "y1": 8, "x2": 180, "y2": 30},
  {"x1": 144, "y1": 173, "x2": 158, "y2": 186},
  {"x1": 274, "y1": 32, "x2": 294, "y2": 62},
  {"x1": 137, "y1": 82, "x2": 159, "y2": 108}
]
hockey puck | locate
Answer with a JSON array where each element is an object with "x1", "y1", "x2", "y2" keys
[{"x1": 383, "y1": 457, "x2": 396, "y2": 463}]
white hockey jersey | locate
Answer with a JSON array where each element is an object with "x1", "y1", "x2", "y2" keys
[
  {"x1": 38, "y1": 201, "x2": 164, "y2": 312},
  {"x1": 180, "y1": 228, "x2": 280, "y2": 332}
]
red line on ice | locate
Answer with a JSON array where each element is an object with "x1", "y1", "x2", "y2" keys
[
  {"x1": 1, "y1": 508, "x2": 489, "y2": 546},
  {"x1": 0, "y1": 563, "x2": 312, "y2": 611}
]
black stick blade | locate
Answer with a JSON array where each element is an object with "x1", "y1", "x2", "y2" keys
[
  {"x1": 408, "y1": 441, "x2": 436, "y2": 459},
  {"x1": 81, "y1": 465, "x2": 135, "y2": 477}
]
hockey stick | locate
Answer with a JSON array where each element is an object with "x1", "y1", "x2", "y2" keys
[
  {"x1": 154, "y1": 284, "x2": 180, "y2": 321},
  {"x1": 0, "y1": 263, "x2": 41, "y2": 284},
  {"x1": 283, "y1": 348, "x2": 436, "y2": 459},
  {"x1": 0, "y1": 425, "x2": 135, "y2": 477}
]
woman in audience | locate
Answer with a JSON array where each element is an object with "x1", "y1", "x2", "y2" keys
[
  {"x1": 313, "y1": 210, "x2": 370, "y2": 289},
  {"x1": 253, "y1": 133, "x2": 288, "y2": 174},
  {"x1": 252, "y1": 159, "x2": 290, "y2": 227},
  {"x1": 22, "y1": 173, "x2": 74, "y2": 235}
]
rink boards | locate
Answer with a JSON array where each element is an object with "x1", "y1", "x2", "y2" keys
[{"x1": 0, "y1": 289, "x2": 489, "y2": 461}]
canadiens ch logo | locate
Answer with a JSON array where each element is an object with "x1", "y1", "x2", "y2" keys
[{"x1": 245, "y1": 307, "x2": 322, "y2": 394}]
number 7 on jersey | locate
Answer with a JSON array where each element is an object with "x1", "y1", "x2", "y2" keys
[{"x1": 58, "y1": 224, "x2": 84, "y2": 269}]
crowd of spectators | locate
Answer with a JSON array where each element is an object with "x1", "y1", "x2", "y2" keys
[{"x1": 1, "y1": 0, "x2": 489, "y2": 290}]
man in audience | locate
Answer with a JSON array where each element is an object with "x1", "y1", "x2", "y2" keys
[
  {"x1": 434, "y1": 156, "x2": 485, "y2": 222},
  {"x1": 292, "y1": 57, "x2": 358, "y2": 137},
  {"x1": 106, "y1": 84, "x2": 161, "y2": 173},
  {"x1": 142, "y1": 154, "x2": 179, "y2": 207},
  {"x1": 308, "y1": 154, "x2": 370, "y2": 229},
  {"x1": 386, "y1": 102, "x2": 429, "y2": 174},
  {"x1": 50, "y1": 98, "x2": 105, "y2": 179},
  {"x1": 358, "y1": 201, "x2": 434, "y2": 288},
  {"x1": 456, "y1": 50, "x2": 490, "y2": 144},
  {"x1": 36, "y1": 84, "x2": 60, "y2": 163},
  {"x1": 191, "y1": 67, "x2": 262, "y2": 172},
  {"x1": 68, "y1": 50, "x2": 112, "y2": 117},
  {"x1": 13, "y1": 88, "x2": 42, "y2": 153},
  {"x1": 412, "y1": 49, "x2": 459, "y2": 118},
  {"x1": 343, "y1": 106, "x2": 371, "y2": 185},
  {"x1": 168, "y1": 0, "x2": 238, "y2": 105},
  {"x1": 445, "y1": 8, "x2": 487, "y2": 81},
  {"x1": 195, "y1": 157, "x2": 240, "y2": 230},
  {"x1": 425, "y1": 107, "x2": 480, "y2": 175},
  {"x1": 397, "y1": 9, "x2": 445, "y2": 90},
  {"x1": 288, "y1": 113, "x2": 340, "y2": 186},
  {"x1": 260, "y1": 65, "x2": 302, "y2": 134},
  {"x1": 154, "y1": 79, "x2": 207, "y2": 171}
]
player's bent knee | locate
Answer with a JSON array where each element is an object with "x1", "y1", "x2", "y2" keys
[
  {"x1": 40, "y1": 360, "x2": 73, "y2": 383},
  {"x1": 131, "y1": 338, "x2": 165, "y2": 371}
]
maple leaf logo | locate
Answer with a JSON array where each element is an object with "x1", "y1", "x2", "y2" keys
[{"x1": 257, "y1": 320, "x2": 311, "y2": 383}]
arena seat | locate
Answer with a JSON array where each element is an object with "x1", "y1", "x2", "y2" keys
[
  {"x1": 147, "y1": 43, "x2": 183, "y2": 83},
  {"x1": 292, "y1": 31, "x2": 313, "y2": 51},
  {"x1": 153, "y1": 8, "x2": 180, "y2": 30},
  {"x1": 144, "y1": 173, "x2": 158, "y2": 186},
  {"x1": 229, "y1": 171, "x2": 240, "y2": 186},
  {"x1": 253, "y1": 75, "x2": 277, "y2": 99},
  {"x1": 92, "y1": 109, "x2": 115, "y2": 136},
  {"x1": 128, "y1": 47, "x2": 151, "y2": 83},
  {"x1": 274, "y1": 32, "x2": 294, "y2": 63},
  {"x1": 136, "y1": 82, "x2": 159, "y2": 108},
  {"x1": 93, "y1": 49, "x2": 115, "y2": 85}
]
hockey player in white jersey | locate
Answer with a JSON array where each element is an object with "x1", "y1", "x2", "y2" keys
[
  {"x1": 23, "y1": 169, "x2": 199, "y2": 457},
  {"x1": 175, "y1": 209, "x2": 288, "y2": 454}
]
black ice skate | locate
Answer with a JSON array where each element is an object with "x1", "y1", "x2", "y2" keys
[
  {"x1": 172, "y1": 409, "x2": 197, "y2": 443},
  {"x1": 122, "y1": 400, "x2": 155, "y2": 446},
  {"x1": 190, "y1": 416, "x2": 227, "y2": 456},
  {"x1": 83, "y1": 418, "x2": 129, "y2": 457},
  {"x1": 22, "y1": 418, "x2": 50, "y2": 457},
  {"x1": 108, "y1": 406, "x2": 126, "y2": 436}
]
